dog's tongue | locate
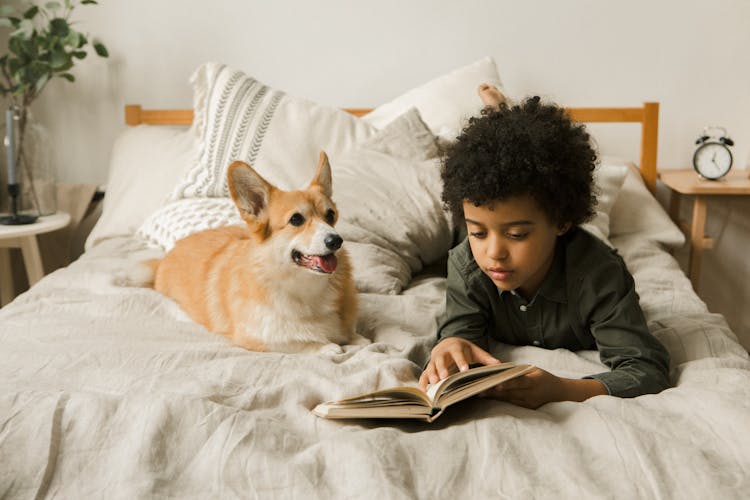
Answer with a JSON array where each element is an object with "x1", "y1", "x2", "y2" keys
[{"x1": 313, "y1": 254, "x2": 338, "y2": 273}]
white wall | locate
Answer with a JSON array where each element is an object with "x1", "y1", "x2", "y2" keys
[{"x1": 4, "y1": 0, "x2": 750, "y2": 346}]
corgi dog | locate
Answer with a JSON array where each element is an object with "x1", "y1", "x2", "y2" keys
[{"x1": 148, "y1": 152, "x2": 366, "y2": 353}]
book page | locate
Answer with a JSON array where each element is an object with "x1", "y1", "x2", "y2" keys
[
  {"x1": 332, "y1": 386, "x2": 432, "y2": 407},
  {"x1": 425, "y1": 362, "x2": 521, "y2": 401},
  {"x1": 436, "y1": 364, "x2": 535, "y2": 409}
]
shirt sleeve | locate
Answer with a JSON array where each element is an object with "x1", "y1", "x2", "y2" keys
[
  {"x1": 436, "y1": 253, "x2": 491, "y2": 351},
  {"x1": 577, "y1": 256, "x2": 671, "y2": 398}
]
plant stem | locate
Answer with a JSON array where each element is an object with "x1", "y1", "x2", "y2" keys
[{"x1": 14, "y1": 106, "x2": 42, "y2": 215}]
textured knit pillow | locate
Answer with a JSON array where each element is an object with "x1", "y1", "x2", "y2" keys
[
  {"x1": 137, "y1": 197, "x2": 242, "y2": 251},
  {"x1": 170, "y1": 62, "x2": 377, "y2": 199}
]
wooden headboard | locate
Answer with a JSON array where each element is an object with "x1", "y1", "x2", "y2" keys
[{"x1": 123, "y1": 102, "x2": 659, "y2": 193}]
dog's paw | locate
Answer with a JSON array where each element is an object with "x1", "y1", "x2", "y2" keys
[
  {"x1": 318, "y1": 342, "x2": 344, "y2": 355},
  {"x1": 349, "y1": 334, "x2": 371, "y2": 346}
]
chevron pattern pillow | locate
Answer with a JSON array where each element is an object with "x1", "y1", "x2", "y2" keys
[{"x1": 171, "y1": 62, "x2": 377, "y2": 200}]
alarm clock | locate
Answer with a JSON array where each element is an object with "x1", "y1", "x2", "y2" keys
[{"x1": 693, "y1": 126, "x2": 734, "y2": 180}]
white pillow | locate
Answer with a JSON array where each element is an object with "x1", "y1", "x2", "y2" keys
[
  {"x1": 579, "y1": 162, "x2": 629, "y2": 244},
  {"x1": 609, "y1": 163, "x2": 685, "y2": 248},
  {"x1": 171, "y1": 62, "x2": 377, "y2": 199},
  {"x1": 86, "y1": 125, "x2": 195, "y2": 249},
  {"x1": 363, "y1": 56, "x2": 504, "y2": 140}
]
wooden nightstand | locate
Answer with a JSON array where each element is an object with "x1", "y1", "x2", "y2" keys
[
  {"x1": 0, "y1": 211, "x2": 71, "y2": 306},
  {"x1": 659, "y1": 169, "x2": 750, "y2": 291}
]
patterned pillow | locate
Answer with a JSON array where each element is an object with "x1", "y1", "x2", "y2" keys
[
  {"x1": 137, "y1": 197, "x2": 241, "y2": 251},
  {"x1": 170, "y1": 62, "x2": 377, "y2": 199}
]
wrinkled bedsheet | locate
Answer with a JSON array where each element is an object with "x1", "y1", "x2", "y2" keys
[{"x1": 1, "y1": 235, "x2": 749, "y2": 499}]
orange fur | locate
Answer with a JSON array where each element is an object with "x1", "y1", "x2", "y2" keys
[{"x1": 151, "y1": 153, "x2": 365, "y2": 353}]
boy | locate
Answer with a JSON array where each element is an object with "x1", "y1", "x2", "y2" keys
[{"x1": 418, "y1": 87, "x2": 670, "y2": 409}]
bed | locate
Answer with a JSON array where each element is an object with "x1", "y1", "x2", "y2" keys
[{"x1": 2, "y1": 58, "x2": 749, "y2": 498}]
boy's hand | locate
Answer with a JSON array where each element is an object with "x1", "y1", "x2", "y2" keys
[
  {"x1": 418, "y1": 337, "x2": 501, "y2": 392},
  {"x1": 479, "y1": 368, "x2": 608, "y2": 409}
]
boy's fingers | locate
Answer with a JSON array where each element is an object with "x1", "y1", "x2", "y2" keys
[
  {"x1": 469, "y1": 344, "x2": 501, "y2": 365},
  {"x1": 418, "y1": 371, "x2": 429, "y2": 391},
  {"x1": 419, "y1": 364, "x2": 439, "y2": 390},
  {"x1": 453, "y1": 348, "x2": 470, "y2": 372},
  {"x1": 434, "y1": 355, "x2": 449, "y2": 380}
]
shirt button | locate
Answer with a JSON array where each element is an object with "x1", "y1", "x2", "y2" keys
[
  {"x1": 519, "y1": 305, "x2": 528, "y2": 312},
  {"x1": 533, "y1": 340, "x2": 541, "y2": 346}
]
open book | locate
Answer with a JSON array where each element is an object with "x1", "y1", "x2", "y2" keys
[{"x1": 313, "y1": 362, "x2": 535, "y2": 423}]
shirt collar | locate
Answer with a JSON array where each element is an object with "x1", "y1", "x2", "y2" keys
[
  {"x1": 496, "y1": 239, "x2": 568, "y2": 304},
  {"x1": 536, "y1": 240, "x2": 567, "y2": 303}
]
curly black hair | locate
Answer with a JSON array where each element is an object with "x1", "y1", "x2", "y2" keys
[{"x1": 441, "y1": 96, "x2": 598, "y2": 226}]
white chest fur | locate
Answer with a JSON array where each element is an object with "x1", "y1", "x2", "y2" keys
[{"x1": 235, "y1": 272, "x2": 350, "y2": 353}]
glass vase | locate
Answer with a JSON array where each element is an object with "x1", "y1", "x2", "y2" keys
[{"x1": 1, "y1": 105, "x2": 57, "y2": 217}]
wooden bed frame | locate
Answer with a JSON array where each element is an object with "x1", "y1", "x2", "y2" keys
[{"x1": 123, "y1": 102, "x2": 659, "y2": 193}]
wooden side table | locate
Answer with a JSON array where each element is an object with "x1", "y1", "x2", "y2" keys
[
  {"x1": 0, "y1": 211, "x2": 71, "y2": 306},
  {"x1": 659, "y1": 169, "x2": 750, "y2": 291}
]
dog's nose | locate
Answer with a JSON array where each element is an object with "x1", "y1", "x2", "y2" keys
[{"x1": 324, "y1": 234, "x2": 343, "y2": 251}]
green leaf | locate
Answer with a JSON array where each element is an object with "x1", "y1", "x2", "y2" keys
[
  {"x1": 72, "y1": 50, "x2": 86, "y2": 59},
  {"x1": 7, "y1": 16, "x2": 21, "y2": 28},
  {"x1": 45, "y1": 2, "x2": 62, "y2": 11},
  {"x1": 93, "y1": 42, "x2": 108, "y2": 57},
  {"x1": 49, "y1": 17, "x2": 69, "y2": 37},
  {"x1": 81, "y1": 0, "x2": 98, "y2": 4},
  {"x1": 59, "y1": 73, "x2": 75, "y2": 82},
  {"x1": 34, "y1": 73, "x2": 49, "y2": 94},
  {"x1": 54, "y1": 58, "x2": 74, "y2": 72},
  {"x1": 63, "y1": 30, "x2": 81, "y2": 48},
  {"x1": 23, "y1": 6, "x2": 39, "y2": 19},
  {"x1": 7, "y1": 57, "x2": 21, "y2": 74},
  {"x1": 8, "y1": 38, "x2": 22, "y2": 56},
  {"x1": 49, "y1": 49, "x2": 69, "y2": 68},
  {"x1": 11, "y1": 19, "x2": 34, "y2": 39}
]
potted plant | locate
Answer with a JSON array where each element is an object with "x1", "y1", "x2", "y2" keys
[{"x1": 0, "y1": 0, "x2": 107, "y2": 224}]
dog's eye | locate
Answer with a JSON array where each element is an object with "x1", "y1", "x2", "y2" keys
[
  {"x1": 289, "y1": 213, "x2": 305, "y2": 226},
  {"x1": 325, "y1": 209, "x2": 335, "y2": 224}
]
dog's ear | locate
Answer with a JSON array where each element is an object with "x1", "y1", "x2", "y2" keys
[
  {"x1": 309, "y1": 151, "x2": 332, "y2": 198},
  {"x1": 227, "y1": 161, "x2": 272, "y2": 221}
]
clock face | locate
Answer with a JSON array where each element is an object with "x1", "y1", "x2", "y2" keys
[{"x1": 693, "y1": 142, "x2": 733, "y2": 180}]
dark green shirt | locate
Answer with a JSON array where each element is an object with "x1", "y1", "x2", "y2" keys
[{"x1": 437, "y1": 227, "x2": 670, "y2": 398}]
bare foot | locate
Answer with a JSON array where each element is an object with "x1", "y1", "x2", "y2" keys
[{"x1": 478, "y1": 84, "x2": 507, "y2": 110}]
